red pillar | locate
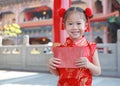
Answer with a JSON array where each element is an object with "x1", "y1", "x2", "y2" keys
[{"x1": 53, "y1": 0, "x2": 71, "y2": 45}]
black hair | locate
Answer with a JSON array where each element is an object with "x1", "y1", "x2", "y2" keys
[{"x1": 63, "y1": 7, "x2": 87, "y2": 23}]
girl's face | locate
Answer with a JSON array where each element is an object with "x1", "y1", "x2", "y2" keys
[{"x1": 64, "y1": 12, "x2": 87, "y2": 40}]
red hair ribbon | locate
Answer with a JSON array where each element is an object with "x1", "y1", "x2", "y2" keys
[
  {"x1": 85, "y1": 8, "x2": 92, "y2": 32},
  {"x1": 58, "y1": 8, "x2": 66, "y2": 30}
]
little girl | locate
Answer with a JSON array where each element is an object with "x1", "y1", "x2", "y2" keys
[{"x1": 49, "y1": 7, "x2": 101, "y2": 86}]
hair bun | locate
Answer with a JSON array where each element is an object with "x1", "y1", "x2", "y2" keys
[
  {"x1": 85, "y1": 8, "x2": 92, "y2": 18},
  {"x1": 58, "y1": 8, "x2": 66, "y2": 17}
]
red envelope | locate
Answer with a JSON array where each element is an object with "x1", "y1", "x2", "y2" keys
[{"x1": 53, "y1": 46, "x2": 84, "y2": 68}]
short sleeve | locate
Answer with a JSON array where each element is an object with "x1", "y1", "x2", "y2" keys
[{"x1": 90, "y1": 43, "x2": 97, "y2": 56}]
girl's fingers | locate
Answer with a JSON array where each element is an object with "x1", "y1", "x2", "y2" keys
[
  {"x1": 75, "y1": 63, "x2": 86, "y2": 68},
  {"x1": 52, "y1": 58, "x2": 61, "y2": 64},
  {"x1": 75, "y1": 62, "x2": 84, "y2": 66},
  {"x1": 49, "y1": 63, "x2": 59, "y2": 69},
  {"x1": 49, "y1": 58, "x2": 61, "y2": 69},
  {"x1": 75, "y1": 60, "x2": 83, "y2": 63},
  {"x1": 53, "y1": 58, "x2": 61, "y2": 61},
  {"x1": 75, "y1": 57, "x2": 88, "y2": 68}
]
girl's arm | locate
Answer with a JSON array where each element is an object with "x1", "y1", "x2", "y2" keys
[{"x1": 88, "y1": 49, "x2": 101, "y2": 75}]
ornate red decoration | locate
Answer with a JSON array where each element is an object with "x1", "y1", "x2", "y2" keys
[{"x1": 66, "y1": 37, "x2": 74, "y2": 46}]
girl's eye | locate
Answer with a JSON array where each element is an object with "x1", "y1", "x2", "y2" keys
[
  {"x1": 77, "y1": 23, "x2": 81, "y2": 25},
  {"x1": 68, "y1": 23, "x2": 73, "y2": 25}
]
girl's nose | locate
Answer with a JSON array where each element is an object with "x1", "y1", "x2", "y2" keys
[{"x1": 73, "y1": 24, "x2": 77, "y2": 29}]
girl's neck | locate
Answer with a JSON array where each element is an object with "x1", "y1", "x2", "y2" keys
[{"x1": 71, "y1": 36, "x2": 84, "y2": 43}]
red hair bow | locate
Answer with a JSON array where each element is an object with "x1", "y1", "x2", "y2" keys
[
  {"x1": 85, "y1": 8, "x2": 92, "y2": 18},
  {"x1": 58, "y1": 8, "x2": 66, "y2": 17}
]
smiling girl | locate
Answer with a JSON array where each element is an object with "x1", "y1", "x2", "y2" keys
[{"x1": 49, "y1": 7, "x2": 101, "y2": 86}]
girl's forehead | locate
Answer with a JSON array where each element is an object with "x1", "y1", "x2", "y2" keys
[{"x1": 66, "y1": 11, "x2": 85, "y2": 20}]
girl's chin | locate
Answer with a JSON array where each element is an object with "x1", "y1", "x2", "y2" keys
[{"x1": 70, "y1": 36, "x2": 81, "y2": 39}]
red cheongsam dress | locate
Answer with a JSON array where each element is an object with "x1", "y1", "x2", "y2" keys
[{"x1": 57, "y1": 36, "x2": 96, "y2": 86}]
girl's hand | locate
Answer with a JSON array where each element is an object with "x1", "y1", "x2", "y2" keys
[
  {"x1": 49, "y1": 58, "x2": 61, "y2": 69},
  {"x1": 75, "y1": 57, "x2": 91, "y2": 68}
]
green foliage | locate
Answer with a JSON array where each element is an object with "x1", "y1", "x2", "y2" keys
[{"x1": 108, "y1": 16, "x2": 120, "y2": 25}]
